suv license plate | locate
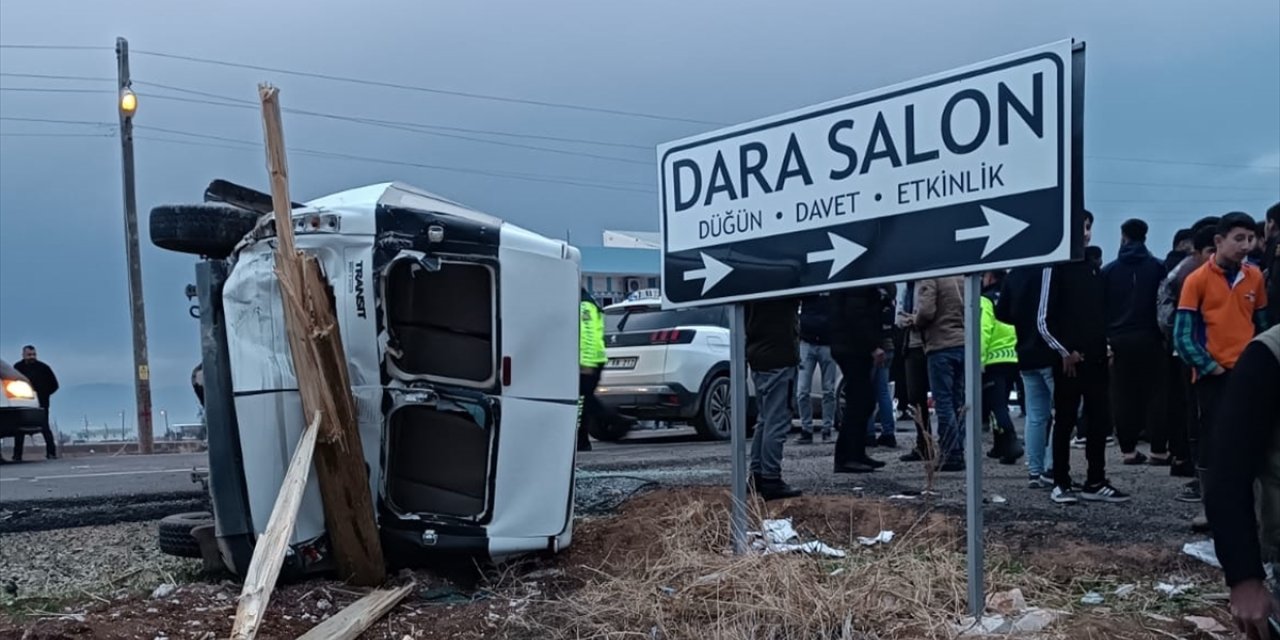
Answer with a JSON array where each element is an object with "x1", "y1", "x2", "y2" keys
[{"x1": 606, "y1": 357, "x2": 638, "y2": 370}]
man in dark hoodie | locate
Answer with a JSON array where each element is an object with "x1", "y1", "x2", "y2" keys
[
  {"x1": 746, "y1": 297, "x2": 803, "y2": 500},
  {"x1": 1165, "y1": 228, "x2": 1194, "y2": 273},
  {"x1": 796, "y1": 294, "x2": 837, "y2": 444},
  {"x1": 829, "y1": 285, "x2": 890, "y2": 474},
  {"x1": 1102, "y1": 218, "x2": 1167, "y2": 465},
  {"x1": 1038, "y1": 210, "x2": 1131, "y2": 504}
]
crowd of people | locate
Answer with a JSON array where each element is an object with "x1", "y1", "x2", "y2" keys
[{"x1": 740, "y1": 205, "x2": 1278, "y2": 515}]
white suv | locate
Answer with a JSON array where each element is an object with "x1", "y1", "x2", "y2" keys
[
  {"x1": 595, "y1": 299, "x2": 741, "y2": 441},
  {"x1": 594, "y1": 294, "x2": 845, "y2": 442}
]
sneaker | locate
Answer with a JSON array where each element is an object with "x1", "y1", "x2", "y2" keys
[
  {"x1": 1176, "y1": 483, "x2": 1202, "y2": 503},
  {"x1": 876, "y1": 434, "x2": 898, "y2": 448},
  {"x1": 856, "y1": 455, "x2": 887, "y2": 469},
  {"x1": 900, "y1": 450, "x2": 930, "y2": 463},
  {"x1": 795, "y1": 432, "x2": 814, "y2": 445},
  {"x1": 755, "y1": 477, "x2": 803, "y2": 501},
  {"x1": 821, "y1": 430, "x2": 833, "y2": 443},
  {"x1": 1051, "y1": 486, "x2": 1080, "y2": 504},
  {"x1": 1028, "y1": 474, "x2": 1054, "y2": 489},
  {"x1": 936, "y1": 459, "x2": 965, "y2": 472},
  {"x1": 834, "y1": 461, "x2": 876, "y2": 474},
  {"x1": 1080, "y1": 481, "x2": 1131, "y2": 503},
  {"x1": 999, "y1": 444, "x2": 1025, "y2": 466},
  {"x1": 1191, "y1": 510, "x2": 1210, "y2": 533},
  {"x1": 1122, "y1": 451, "x2": 1149, "y2": 466},
  {"x1": 1071, "y1": 437, "x2": 1087, "y2": 449}
]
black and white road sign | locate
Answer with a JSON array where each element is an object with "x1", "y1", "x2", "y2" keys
[{"x1": 659, "y1": 40, "x2": 1076, "y2": 308}]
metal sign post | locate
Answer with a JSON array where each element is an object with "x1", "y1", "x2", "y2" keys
[
  {"x1": 963, "y1": 274, "x2": 985, "y2": 617},
  {"x1": 728, "y1": 304, "x2": 749, "y2": 554}
]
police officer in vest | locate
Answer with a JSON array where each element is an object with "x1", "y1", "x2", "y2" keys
[
  {"x1": 1206, "y1": 324, "x2": 1280, "y2": 638},
  {"x1": 578, "y1": 289, "x2": 634, "y2": 451}
]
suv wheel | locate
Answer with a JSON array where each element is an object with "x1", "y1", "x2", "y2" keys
[{"x1": 694, "y1": 376, "x2": 732, "y2": 441}]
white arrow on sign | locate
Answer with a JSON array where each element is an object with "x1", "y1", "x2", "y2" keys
[
  {"x1": 955, "y1": 206, "x2": 1031, "y2": 259},
  {"x1": 806, "y1": 232, "x2": 868, "y2": 279},
  {"x1": 684, "y1": 252, "x2": 733, "y2": 295}
]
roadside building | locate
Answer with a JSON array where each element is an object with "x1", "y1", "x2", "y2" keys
[{"x1": 581, "y1": 230, "x2": 661, "y2": 306}]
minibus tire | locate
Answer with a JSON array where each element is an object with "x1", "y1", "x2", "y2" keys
[
  {"x1": 150, "y1": 204, "x2": 262, "y2": 259},
  {"x1": 158, "y1": 511, "x2": 214, "y2": 559}
]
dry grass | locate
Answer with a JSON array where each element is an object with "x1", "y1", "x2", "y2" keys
[{"x1": 510, "y1": 497, "x2": 1062, "y2": 640}]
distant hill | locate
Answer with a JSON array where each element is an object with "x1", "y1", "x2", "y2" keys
[{"x1": 48, "y1": 383, "x2": 200, "y2": 440}]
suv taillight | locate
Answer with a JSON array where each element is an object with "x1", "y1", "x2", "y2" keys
[{"x1": 649, "y1": 329, "x2": 696, "y2": 345}]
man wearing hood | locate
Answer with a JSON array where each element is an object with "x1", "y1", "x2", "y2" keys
[
  {"x1": 1102, "y1": 218, "x2": 1167, "y2": 465},
  {"x1": 1165, "y1": 228, "x2": 1194, "y2": 273}
]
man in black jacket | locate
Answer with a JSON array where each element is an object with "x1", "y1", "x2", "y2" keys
[
  {"x1": 795, "y1": 294, "x2": 837, "y2": 443},
  {"x1": 1266, "y1": 203, "x2": 1279, "y2": 329},
  {"x1": 1038, "y1": 211, "x2": 1131, "y2": 504},
  {"x1": 13, "y1": 345, "x2": 59, "y2": 460},
  {"x1": 829, "y1": 286, "x2": 889, "y2": 474},
  {"x1": 997, "y1": 267, "x2": 1060, "y2": 488},
  {"x1": 746, "y1": 297, "x2": 802, "y2": 500},
  {"x1": 1102, "y1": 218, "x2": 1167, "y2": 465}
]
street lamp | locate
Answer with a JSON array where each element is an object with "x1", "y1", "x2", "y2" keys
[
  {"x1": 115, "y1": 36, "x2": 154, "y2": 454},
  {"x1": 119, "y1": 88, "x2": 137, "y2": 117}
]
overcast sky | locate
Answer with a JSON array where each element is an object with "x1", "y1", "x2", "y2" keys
[{"x1": 1, "y1": 0, "x2": 1277, "y2": 400}]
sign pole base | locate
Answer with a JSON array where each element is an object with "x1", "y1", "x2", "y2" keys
[{"x1": 729, "y1": 303, "x2": 749, "y2": 554}]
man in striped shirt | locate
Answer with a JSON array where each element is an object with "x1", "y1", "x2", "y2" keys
[{"x1": 1037, "y1": 211, "x2": 1131, "y2": 504}]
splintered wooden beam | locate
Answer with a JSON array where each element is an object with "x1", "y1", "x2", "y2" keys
[
  {"x1": 295, "y1": 583, "x2": 415, "y2": 640},
  {"x1": 230, "y1": 412, "x2": 321, "y2": 640},
  {"x1": 258, "y1": 84, "x2": 386, "y2": 586}
]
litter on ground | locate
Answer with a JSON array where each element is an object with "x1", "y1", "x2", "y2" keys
[
  {"x1": 749, "y1": 518, "x2": 847, "y2": 558},
  {"x1": 1182, "y1": 539, "x2": 1222, "y2": 568}
]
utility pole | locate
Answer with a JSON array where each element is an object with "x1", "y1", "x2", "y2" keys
[{"x1": 116, "y1": 36, "x2": 153, "y2": 454}]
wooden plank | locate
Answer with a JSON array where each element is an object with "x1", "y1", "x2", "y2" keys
[
  {"x1": 295, "y1": 583, "x2": 415, "y2": 640},
  {"x1": 230, "y1": 412, "x2": 321, "y2": 640},
  {"x1": 258, "y1": 83, "x2": 386, "y2": 586}
]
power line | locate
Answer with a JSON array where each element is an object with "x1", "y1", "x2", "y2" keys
[
  {"x1": 129, "y1": 127, "x2": 656, "y2": 194},
  {"x1": 0, "y1": 86, "x2": 113, "y2": 94},
  {"x1": 0, "y1": 132, "x2": 113, "y2": 138},
  {"x1": 1091, "y1": 198, "x2": 1267, "y2": 204},
  {"x1": 133, "y1": 80, "x2": 651, "y2": 150},
  {"x1": 0, "y1": 116, "x2": 113, "y2": 127},
  {"x1": 5, "y1": 75, "x2": 1271, "y2": 174},
  {"x1": 0, "y1": 72, "x2": 115, "y2": 82},
  {"x1": 130, "y1": 48, "x2": 722, "y2": 126},
  {"x1": 0, "y1": 44, "x2": 111, "y2": 51},
  {"x1": 1089, "y1": 179, "x2": 1279, "y2": 192},
  {"x1": 133, "y1": 89, "x2": 652, "y2": 166},
  {"x1": 1091, "y1": 154, "x2": 1280, "y2": 171}
]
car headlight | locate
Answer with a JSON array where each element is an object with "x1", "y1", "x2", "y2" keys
[{"x1": 4, "y1": 379, "x2": 35, "y2": 400}]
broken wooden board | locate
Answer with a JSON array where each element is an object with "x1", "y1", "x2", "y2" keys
[
  {"x1": 295, "y1": 583, "x2": 415, "y2": 640},
  {"x1": 259, "y1": 83, "x2": 386, "y2": 587},
  {"x1": 229, "y1": 411, "x2": 321, "y2": 640}
]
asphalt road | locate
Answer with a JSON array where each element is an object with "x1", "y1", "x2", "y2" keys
[
  {"x1": 0, "y1": 453, "x2": 209, "y2": 502},
  {"x1": 0, "y1": 420, "x2": 1204, "y2": 547}
]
